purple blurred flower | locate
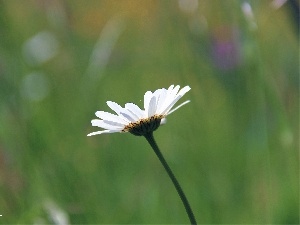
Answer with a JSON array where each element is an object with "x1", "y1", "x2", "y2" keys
[{"x1": 211, "y1": 27, "x2": 242, "y2": 71}]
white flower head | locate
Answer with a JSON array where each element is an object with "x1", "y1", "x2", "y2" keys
[{"x1": 87, "y1": 84, "x2": 191, "y2": 136}]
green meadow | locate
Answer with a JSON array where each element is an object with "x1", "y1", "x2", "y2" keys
[{"x1": 0, "y1": 0, "x2": 298, "y2": 224}]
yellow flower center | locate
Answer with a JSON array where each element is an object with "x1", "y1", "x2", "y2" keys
[{"x1": 122, "y1": 114, "x2": 164, "y2": 136}]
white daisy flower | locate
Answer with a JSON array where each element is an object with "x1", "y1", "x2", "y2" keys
[{"x1": 87, "y1": 84, "x2": 191, "y2": 136}]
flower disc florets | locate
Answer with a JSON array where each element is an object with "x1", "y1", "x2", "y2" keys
[{"x1": 123, "y1": 115, "x2": 164, "y2": 136}]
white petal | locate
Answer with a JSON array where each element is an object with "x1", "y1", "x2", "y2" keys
[
  {"x1": 147, "y1": 95, "x2": 157, "y2": 117},
  {"x1": 160, "y1": 95, "x2": 181, "y2": 115},
  {"x1": 107, "y1": 101, "x2": 123, "y2": 115},
  {"x1": 159, "y1": 85, "x2": 179, "y2": 114},
  {"x1": 153, "y1": 88, "x2": 162, "y2": 99},
  {"x1": 125, "y1": 103, "x2": 144, "y2": 119},
  {"x1": 106, "y1": 101, "x2": 131, "y2": 122},
  {"x1": 166, "y1": 84, "x2": 177, "y2": 102},
  {"x1": 87, "y1": 129, "x2": 120, "y2": 136},
  {"x1": 176, "y1": 85, "x2": 191, "y2": 97},
  {"x1": 160, "y1": 87, "x2": 190, "y2": 115},
  {"x1": 91, "y1": 119, "x2": 124, "y2": 130},
  {"x1": 95, "y1": 111, "x2": 127, "y2": 124},
  {"x1": 144, "y1": 91, "x2": 152, "y2": 114},
  {"x1": 119, "y1": 108, "x2": 138, "y2": 122},
  {"x1": 170, "y1": 85, "x2": 180, "y2": 99},
  {"x1": 160, "y1": 118, "x2": 167, "y2": 125},
  {"x1": 168, "y1": 84, "x2": 175, "y2": 92},
  {"x1": 160, "y1": 85, "x2": 190, "y2": 115},
  {"x1": 156, "y1": 88, "x2": 167, "y2": 114},
  {"x1": 167, "y1": 100, "x2": 190, "y2": 115},
  {"x1": 153, "y1": 88, "x2": 162, "y2": 108}
]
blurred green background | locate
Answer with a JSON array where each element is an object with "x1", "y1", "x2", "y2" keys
[{"x1": 0, "y1": 0, "x2": 299, "y2": 224}]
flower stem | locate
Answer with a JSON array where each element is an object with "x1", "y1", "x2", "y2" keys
[{"x1": 143, "y1": 132, "x2": 197, "y2": 225}]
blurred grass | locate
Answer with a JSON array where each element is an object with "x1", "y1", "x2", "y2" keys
[{"x1": 0, "y1": 0, "x2": 299, "y2": 224}]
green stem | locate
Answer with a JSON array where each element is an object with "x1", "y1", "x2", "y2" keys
[{"x1": 144, "y1": 132, "x2": 197, "y2": 225}]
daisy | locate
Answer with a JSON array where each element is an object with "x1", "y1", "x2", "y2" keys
[
  {"x1": 87, "y1": 84, "x2": 191, "y2": 136},
  {"x1": 87, "y1": 84, "x2": 197, "y2": 224}
]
